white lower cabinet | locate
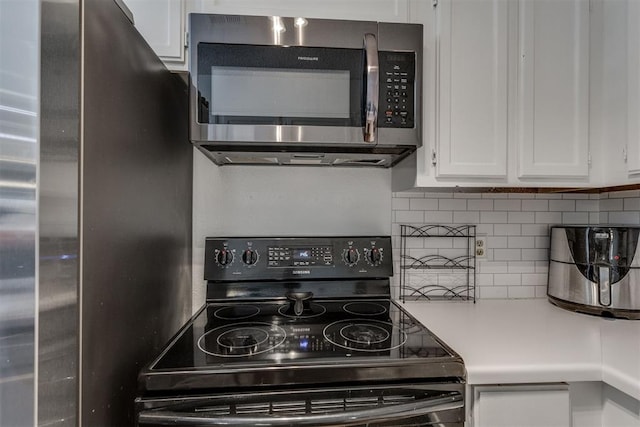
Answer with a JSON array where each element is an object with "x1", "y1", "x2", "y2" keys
[{"x1": 470, "y1": 384, "x2": 571, "y2": 427}]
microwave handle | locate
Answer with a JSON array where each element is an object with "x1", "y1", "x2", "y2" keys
[{"x1": 363, "y1": 33, "x2": 379, "y2": 143}]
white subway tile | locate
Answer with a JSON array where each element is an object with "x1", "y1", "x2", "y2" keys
[
  {"x1": 396, "y1": 210, "x2": 424, "y2": 223},
  {"x1": 507, "y1": 261, "x2": 536, "y2": 273},
  {"x1": 522, "y1": 249, "x2": 547, "y2": 261},
  {"x1": 468, "y1": 199, "x2": 495, "y2": 211},
  {"x1": 410, "y1": 198, "x2": 438, "y2": 210},
  {"x1": 599, "y1": 212, "x2": 609, "y2": 223},
  {"x1": 522, "y1": 200, "x2": 549, "y2": 212},
  {"x1": 535, "y1": 286, "x2": 548, "y2": 298},
  {"x1": 508, "y1": 286, "x2": 536, "y2": 299},
  {"x1": 425, "y1": 211, "x2": 453, "y2": 223},
  {"x1": 562, "y1": 194, "x2": 589, "y2": 200},
  {"x1": 439, "y1": 199, "x2": 467, "y2": 211},
  {"x1": 589, "y1": 212, "x2": 600, "y2": 224},
  {"x1": 454, "y1": 193, "x2": 482, "y2": 199},
  {"x1": 494, "y1": 224, "x2": 521, "y2": 236},
  {"x1": 537, "y1": 194, "x2": 562, "y2": 199},
  {"x1": 535, "y1": 236, "x2": 550, "y2": 248},
  {"x1": 392, "y1": 198, "x2": 410, "y2": 210},
  {"x1": 404, "y1": 239, "x2": 425, "y2": 249},
  {"x1": 453, "y1": 211, "x2": 480, "y2": 224},
  {"x1": 521, "y1": 224, "x2": 549, "y2": 236},
  {"x1": 423, "y1": 239, "x2": 453, "y2": 249},
  {"x1": 481, "y1": 211, "x2": 508, "y2": 223},
  {"x1": 508, "y1": 236, "x2": 535, "y2": 249},
  {"x1": 423, "y1": 192, "x2": 452, "y2": 198},
  {"x1": 395, "y1": 191, "x2": 425, "y2": 198},
  {"x1": 624, "y1": 197, "x2": 640, "y2": 211},
  {"x1": 562, "y1": 212, "x2": 589, "y2": 224},
  {"x1": 494, "y1": 273, "x2": 522, "y2": 286},
  {"x1": 482, "y1": 193, "x2": 509, "y2": 199},
  {"x1": 608, "y1": 190, "x2": 640, "y2": 198},
  {"x1": 608, "y1": 211, "x2": 640, "y2": 224},
  {"x1": 600, "y1": 198, "x2": 623, "y2": 211},
  {"x1": 535, "y1": 212, "x2": 563, "y2": 224},
  {"x1": 488, "y1": 236, "x2": 508, "y2": 248},
  {"x1": 549, "y1": 200, "x2": 576, "y2": 211},
  {"x1": 477, "y1": 273, "x2": 494, "y2": 286},
  {"x1": 477, "y1": 224, "x2": 494, "y2": 235},
  {"x1": 508, "y1": 212, "x2": 535, "y2": 224},
  {"x1": 575, "y1": 200, "x2": 599, "y2": 212},
  {"x1": 494, "y1": 199, "x2": 522, "y2": 211},
  {"x1": 494, "y1": 248, "x2": 522, "y2": 261},
  {"x1": 521, "y1": 273, "x2": 548, "y2": 286},
  {"x1": 508, "y1": 193, "x2": 536, "y2": 199},
  {"x1": 480, "y1": 261, "x2": 509, "y2": 274},
  {"x1": 479, "y1": 287, "x2": 508, "y2": 298},
  {"x1": 535, "y1": 261, "x2": 549, "y2": 273}
]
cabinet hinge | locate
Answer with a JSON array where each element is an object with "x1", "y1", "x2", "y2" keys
[
  {"x1": 431, "y1": 149, "x2": 437, "y2": 166},
  {"x1": 588, "y1": 152, "x2": 592, "y2": 166},
  {"x1": 623, "y1": 146, "x2": 628, "y2": 162},
  {"x1": 184, "y1": 31, "x2": 189, "y2": 49},
  {"x1": 432, "y1": 0, "x2": 438, "y2": 7}
]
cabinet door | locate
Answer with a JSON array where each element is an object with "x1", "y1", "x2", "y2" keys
[
  {"x1": 124, "y1": 0, "x2": 185, "y2": 62},
  {"x1": 190, "y1": 0, "x2": 409, "y2": 23},
  {"x1": 472, "y1": 384, "x2": 571, "y2": 427},
  {"x1": 435, "y1": 0, "x2": 508, "y2": 178},
  {"x1": 516, "y1": 0, "x2": 589, "y2": 179},
  {"x1": 628, "y1": 0, "x2": 640, "y2": 176}
]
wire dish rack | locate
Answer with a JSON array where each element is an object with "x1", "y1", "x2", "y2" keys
[{"x1": 400, "y1": 224, "x2": 476, "y2": 302}]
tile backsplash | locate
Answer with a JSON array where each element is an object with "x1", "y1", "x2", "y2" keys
[{"x1": 391, "y1": 190, "x2": 640, "y2": 300}]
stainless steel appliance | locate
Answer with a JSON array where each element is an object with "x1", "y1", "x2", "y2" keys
[
  {"x1": 1, "y1": 0, "x2": 192, "y2": 425},
  {"x1": 136, "y1": 236, "x2": 466, "y2": 426},
  {"x1": 188, "y1": 14, "x2": 423, "y2": 167},
  {"x1": 548, "y1": 225, "x2": 640, "y2": 319}
]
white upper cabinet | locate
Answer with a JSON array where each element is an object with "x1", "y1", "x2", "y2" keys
[
  {"x1": 123, "y1": 0, "x2": 185, "y2": 64},
  {"x1": 628, "y1": 0, "x2": 640, "y2": 176},
  {"x1": 435, "y1": 0, "x2": 508, "y2": 179},
  {"x1": 516, "y1": 0, "x2": 590, "y2": 180},
  {"x1": 188, "y1": 0, "x2": 409, "y2": 23}
]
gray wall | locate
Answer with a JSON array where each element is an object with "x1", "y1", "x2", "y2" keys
[{"x1": 192, "y1": 149, "x2": 393, "y2": 309}]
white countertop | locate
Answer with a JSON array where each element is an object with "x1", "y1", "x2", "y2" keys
[{"x1": 402, "y1": 299, "x2": 640, "y2": 400}]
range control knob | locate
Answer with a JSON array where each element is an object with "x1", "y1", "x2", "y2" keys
[
  {"x1": 242, "y1": 249, "x2": 258, "y2": 266},
  {"x1": 215, "y1": 249, "x2": 233, "y2": 266},
  {"x1": 366, "y1": 247, "x2": 383, "y2": 266},
  {"x1": 343, "y1": 248, "x2": 360, "y2": 266}
]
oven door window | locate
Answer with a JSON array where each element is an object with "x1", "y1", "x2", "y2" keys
[{"x1": 196, "y1": 43, "x2": 364, "y2": 127}]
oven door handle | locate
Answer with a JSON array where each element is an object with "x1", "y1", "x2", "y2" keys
[
  {"x1": 363, "y1": 32, "x2": 379, "y2": 144},
  {"x1": 137, "y1": 392, "x2": 463, "y2": 426}
]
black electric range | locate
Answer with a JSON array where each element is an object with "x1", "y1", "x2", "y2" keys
[{"x1": 136, "y1": 237, "x2": 466, "y2": 427}]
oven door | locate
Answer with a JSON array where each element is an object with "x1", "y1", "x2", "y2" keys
[{"x1": 136, "y1": 383, "x2": 465, "y2": 427}]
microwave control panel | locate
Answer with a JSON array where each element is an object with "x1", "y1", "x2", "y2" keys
[{"x1": 378, "y1": 51, "x2": 416, "y2": 129}]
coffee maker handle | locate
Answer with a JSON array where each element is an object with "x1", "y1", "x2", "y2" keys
[{"x1": 598, "y1": 266, "x2": 612, "y2": 306}]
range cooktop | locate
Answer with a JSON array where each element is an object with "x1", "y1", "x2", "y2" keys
[{"x1": 150, "y1": 299, "x2": 454, "y2": 371}]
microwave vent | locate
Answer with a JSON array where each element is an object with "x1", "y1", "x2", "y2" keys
[
  {"x1": 222, "y1": 155, "x2": 279, "y2": 165},
  {"x1": 333, "y1": 158, "x2": 387, "y2": 166}
]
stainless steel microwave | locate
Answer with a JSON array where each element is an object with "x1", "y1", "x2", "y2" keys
[{"x1": 188, "y1": 14, "x2": 423, "y2": 167}]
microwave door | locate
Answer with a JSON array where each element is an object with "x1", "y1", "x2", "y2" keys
[{"x1": 363, "y1": 33, "x2": 379, "y2": 143}]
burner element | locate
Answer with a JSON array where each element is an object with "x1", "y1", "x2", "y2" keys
[
  {"x1": 214, "y1": 305, "x2": 260, "y2": 320},
  {"x1": 197, "y1": 322, "x2": 286, "y2": 358},
  {"x1": 343, "y1": 302, "x2": 388, "y2": 316},
  {"x1": 340, "y1": 323, "x2": 390, "y2": 345},
  {"x1": 323, "y1": 319, "x2": 407, "y2": 352}
]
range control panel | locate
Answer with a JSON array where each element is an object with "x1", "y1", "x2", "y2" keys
[{"x1": 204, "y1": 236, "x2": 392, "y2": 282}]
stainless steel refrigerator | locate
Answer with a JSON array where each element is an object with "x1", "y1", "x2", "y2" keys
[{"x1": 1, "y1": 0, "x2": 193, "y2": 425}]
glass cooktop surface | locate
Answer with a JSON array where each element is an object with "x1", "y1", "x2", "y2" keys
[{"x1": 151, "y1": 299, "x2": 454, "y2": 371}]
